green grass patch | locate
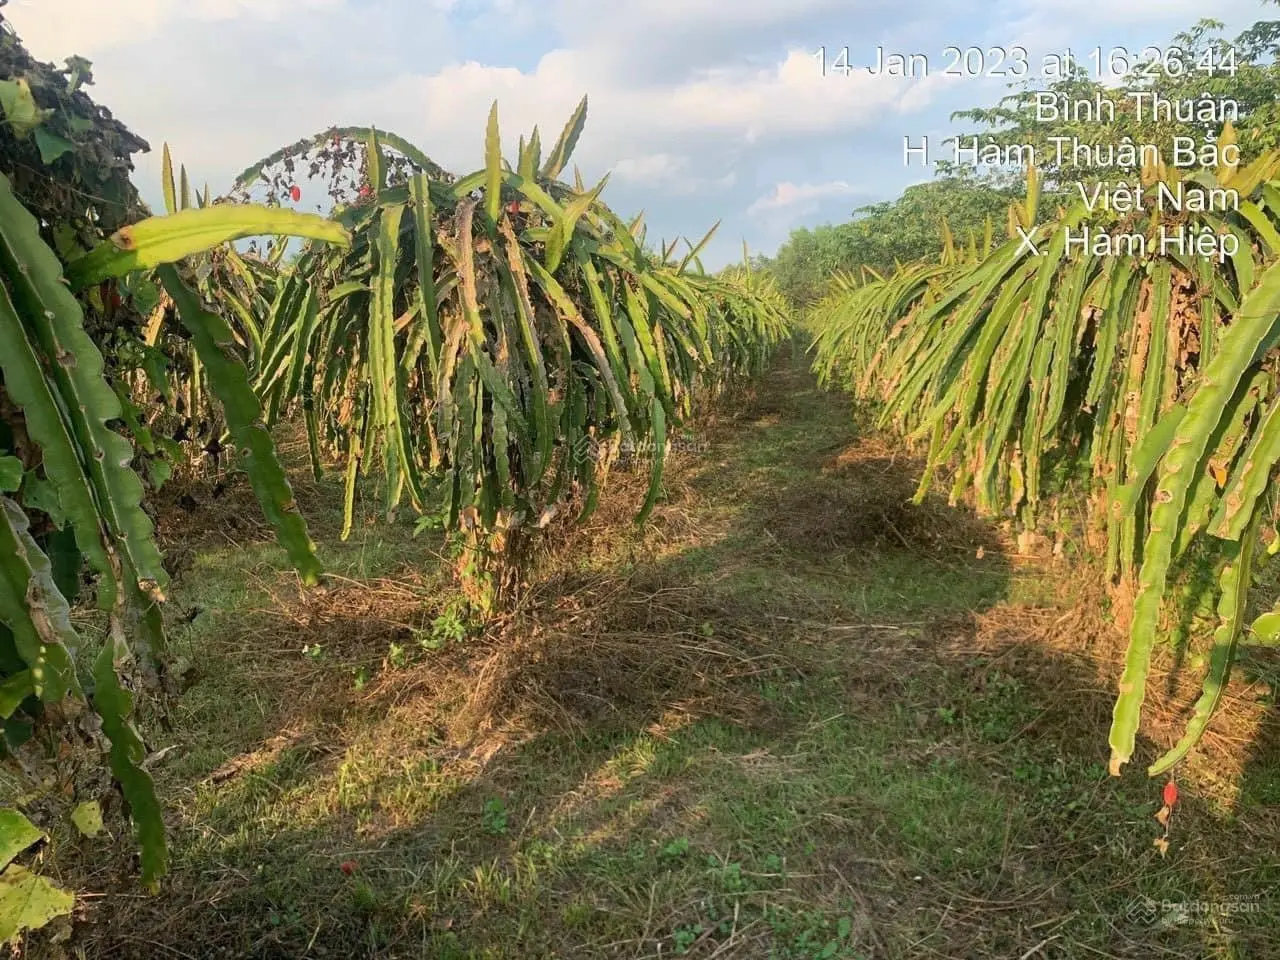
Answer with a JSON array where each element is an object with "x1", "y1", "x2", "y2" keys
[{"x1": 73, "y1": 350, "x2": 1280, "y2": 960}]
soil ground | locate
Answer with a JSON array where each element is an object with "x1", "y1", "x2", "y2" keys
[{"x1": 68, "y1": 343, "x2": 1280, "y2": 959}]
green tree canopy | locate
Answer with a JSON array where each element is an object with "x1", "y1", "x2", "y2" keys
[
  {"x1": 943, "y1": 14, "x2": 1280, "y2": 189},
  {"x1": 763, "y1": 175, "x2": 1017, "y2": 306},
  {"x1": 763, "y1": 2, "x2": 1280, "y2": 307}
]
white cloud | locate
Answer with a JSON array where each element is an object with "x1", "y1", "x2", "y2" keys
[
  {"x1": 323, "y1": 47, "x2": 936, "y2": 181},
  {"x1": 702, "y1": 171, "x2": 738, "y2": 192},
  {"x1": 17, "y1": 0, "x2": 1246, "y2": 268},
  {"x1": 0, "y1": 0, "x2": 945, "y2": 270},
  {"x1": 666, "y1": 50, "x2": 912, "y2": 142},
  {"x1": 613, "y1": 154, "x2": 687, "y2": 185},
  {"x1": 611, "y1": 155, "x2": 738, "y2": 198},
  {"x1": 748, "y1": 181, "x2": 858, "y2": 216},
  {"x1": 555, "y1": 0, "x2": 854, "y2": 33},
  {"x1": 2, "y1": 1, "x2": 940, "y2": 195},
  {"x1": 1009, "y1": 0, "x2": 1260, "y2": 26},
  {"x1": 4, "y1": 0, "x2": 342, "y2": 60}
]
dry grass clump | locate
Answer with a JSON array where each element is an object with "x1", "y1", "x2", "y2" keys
[
  {"x1": 445, "y1": 577, "x2": 794, "y2": 746},
  {"x1": 971, "y1": 568, "x2": 1279, "y2": 807}
]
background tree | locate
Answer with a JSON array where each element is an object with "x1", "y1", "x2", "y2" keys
[
  {"x1": 943, "y1": 16, "x2": 1280, "y2": 190},
  {"x1": 764, "y1": 175, "x2": 1016, "y2": 306},
  {"x1": 763, "y1": 3, "x2": 1280, "y2": 307}
]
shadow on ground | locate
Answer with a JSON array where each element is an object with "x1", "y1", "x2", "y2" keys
[{"x1": 72, "y1": 342, "x2": 1279, "y2": 960}]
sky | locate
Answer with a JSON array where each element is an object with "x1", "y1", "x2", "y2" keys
[{"x1": 4, "y1": 0, "x2": 1272, "y2": 268}]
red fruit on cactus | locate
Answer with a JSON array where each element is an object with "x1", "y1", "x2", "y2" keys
[
  {"x1": 506, "y1": 201, "x2": 520, "y2": 214},
  {"x1": 290, "y1": 185, "x2": 302, "y2": 202},
  {"x1": 359, "y1": 185, "x2": 372, "y2": 198},
  {"x1": 1163, "y1": 781, "x2": 1178, "y2": 808}
]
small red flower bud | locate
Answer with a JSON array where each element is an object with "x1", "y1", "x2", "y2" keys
[
  {"x1": 290, "y1": 185, "x2": 302, "y2": 202},
  {"x1": 340, "y1": 860, "x2": 358, "y2": 875},
  {"x1": 1163, "y1": 781, "x2": 1178, "y2": 808}
]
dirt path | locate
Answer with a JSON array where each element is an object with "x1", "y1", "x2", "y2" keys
[{"x1": 83, "y1": 345, "x2": 1279, "y2": 959}]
